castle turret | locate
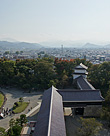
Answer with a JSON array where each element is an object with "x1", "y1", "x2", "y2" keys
[{"x1": 73, "y1": 63, "x2": 88, "y2": 79}]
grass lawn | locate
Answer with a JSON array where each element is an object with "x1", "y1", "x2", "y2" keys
[
  {"x1": 0, "y1": 93, "x2": 4, "y2": 108},
  {"x1": 13, "y1": 102, "x2": 29, "y2": 114}
]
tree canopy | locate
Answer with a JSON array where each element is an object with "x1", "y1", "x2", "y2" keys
[
  {"x1": 0, "y1": 57, "x2": 110, "y2": 94},
  {"x1": 77, "y1": 117, "x2": 102, "y2": 136}
]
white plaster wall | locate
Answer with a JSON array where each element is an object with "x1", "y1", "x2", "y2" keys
[
  {"x1": 73, "y1": 75, "x2": 80, "y2": 79},
  {"x1": 73, "y1": 74, "x2": 87, "y2": 79},
  {"x1": 74, "y1": 69, "x2": 86, "y2": 73}
]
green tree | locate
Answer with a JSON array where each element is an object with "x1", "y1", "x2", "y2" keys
[
  {"x1": 8, "y1": 115, "x2": 27, "y2": 136},
  {"x1": 11, "y1": 125, "x2": 22, "y2": 136},
  {"x1": 4, "y1": 51, "x2": 10, "y2": 55},
  {"x1": 7, "y1": 128, "x2": 13, "y2": 136},
  {"x1": 15, "y1": 51, "x2": 19, "y2": 55},
  {"x1": 19, "y1": 97, "x2": 24, "y2": 103},
  {"x1": 104, "y1": 90, "x2": 110, "y2": 106},
  {"x1": 101, "y1": 90, "x2": 110, "y2": 127},
  {"x1": 48, "y1": 79, "x2": 57, "y2": 88},
  {"x1": 0, "y1": 127, "x2": 7, "y2": 136},
  {"x1": 88, "y1": 62, "x2": 110, "y2": 95},
  {"x1": 20, "y1": 51, "x2": 23, "y2": 54},
  {"x1": 33, "y1": 60, "x2": 56, "y2": 90},
  {"x1": 101, "y1": 108, "x2": 110, "y2": 127},
  {"x1": 19, "y1": 114, "x2": 27, "y2": 127},
  {"x1": 7, "y1": 125, "x2": 22, "y2": 136},
  {"x1": 77, "y1": 117, "x2": 102, "y2": 136},
  {"x1": 88, "y1": 64, "x2": 100, "y2": 88},
  {"x1": 0, "y1": 60, "x2": 16, "y2": 85},
  {"x1": 60, "y1": 74, "x2": 69, "y2": 88},
  {"x1": 9, "y1": 118, "x2": 15, "y2": 128}
]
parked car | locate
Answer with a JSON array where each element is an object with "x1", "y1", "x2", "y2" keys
[{"x1": 0, "y1": 112, "x2": 3, "y2": 119}]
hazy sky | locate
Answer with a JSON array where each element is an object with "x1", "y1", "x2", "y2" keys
[{"x1": 0, "y1": 0, "x2": 110, "y2": 43}]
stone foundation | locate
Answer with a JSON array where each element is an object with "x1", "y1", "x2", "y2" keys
[{"x1": 83, "y1": 105, "x2": 102, "y2": 117}]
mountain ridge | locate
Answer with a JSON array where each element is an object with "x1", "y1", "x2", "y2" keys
[{"x1": 0, "y1": 41, "x2": 43, "y2": 50}]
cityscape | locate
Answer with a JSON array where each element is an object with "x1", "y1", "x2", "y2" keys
[{"x1": 0, "y1": 43, "x2": 110, "y2": 65}]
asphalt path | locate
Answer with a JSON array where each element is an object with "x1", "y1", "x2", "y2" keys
[{"x1": 0, "y1": 88, "x2": 42, "y2": 129}]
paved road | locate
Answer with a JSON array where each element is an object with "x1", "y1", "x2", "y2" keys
[{"x1": 0, "y1": 88, "x2": 43, "y2": 129}]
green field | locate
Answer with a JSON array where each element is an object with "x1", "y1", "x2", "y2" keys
[
  {"x1": 13, "y1": 102, "x2": 29, "y2": 114},
  {"x1": 0, "y1": 93, "x2": 4, "y2": 108}
]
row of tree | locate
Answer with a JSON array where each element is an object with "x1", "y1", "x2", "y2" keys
[
  {"x1": 0, "y1": 57, "x2": 110, "y2": 95},
  {"x1": 0, "y1": 58, "x2": 56, "y2": 90},
  {"x1": 88, "y1": 61, "x2": 110, "y2": 96},
  {"x1": 0, "y1": 58, "x2": 91, "y2": 90}
]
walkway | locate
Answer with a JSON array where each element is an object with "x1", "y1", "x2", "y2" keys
[{"x1": 0, "y1": 87, "x2": 42, "y2": 129}]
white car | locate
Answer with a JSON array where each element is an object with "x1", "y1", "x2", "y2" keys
[{"x1": 0, "y1": 112, "x2": 3, "y2": 119}]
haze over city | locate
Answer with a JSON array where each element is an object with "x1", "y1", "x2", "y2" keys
[{"x1": 0, "y1": 0, "x2": 110, "y2": 46}]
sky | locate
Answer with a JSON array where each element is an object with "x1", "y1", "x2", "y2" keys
[{"x1": 0, "y1": 0, "x2": 110, "y2": 44}]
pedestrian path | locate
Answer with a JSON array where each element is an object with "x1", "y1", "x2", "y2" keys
[{"x1": 26, "y1": 102, "x2": 41, "y2": 117}]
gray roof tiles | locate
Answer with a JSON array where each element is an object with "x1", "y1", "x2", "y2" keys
[
  {"x1": 77, "y1": 76, "x2": 95, "y2": 90},
  {"x1": 33, "y1": 86, "x2": 66, "y2": 136},
  {"x1": 58, "y1": 89, "x2": 104, "y2": 102}
]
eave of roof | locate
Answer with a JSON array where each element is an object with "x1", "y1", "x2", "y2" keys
[{"x1": 58, "y1": 89, "x2": 104, "y2": 102}]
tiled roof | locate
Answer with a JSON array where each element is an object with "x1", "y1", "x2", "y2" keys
[
  {"x1": 33, "y1": 86, "x2": 66, "y2": 136},
  {"x1": 58, "y1": 89, "x2": 104, "y2": 102},
  {"x1": 77, "y1": 76, "x2": 95, "y2": 90}
]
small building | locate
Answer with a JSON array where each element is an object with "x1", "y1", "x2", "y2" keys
[
  {"x1": 99, "y1": 56, "x2": 105, "y2": 61},
  {"x1": 21, "y1": 121, "x2": 36, "y2": 136},
  {"x1": 21, "y1": 127, "x2": 31, "y2": 136}
]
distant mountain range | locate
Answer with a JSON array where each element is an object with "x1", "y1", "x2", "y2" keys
[
  {"x1": 0, "y1": 41, "x2": 43, "y2": 50},
  {"x1": 82, "y1": 43, "x2": 101, "y2": 48},
  {"x1": 82, "y1": 43, "x2": 110, "y2": 48},
  {"x1": 105, "y1": 44, "x2": 110, "y2": 48},
  {"x1": 40, "y1": 40, "x2": 83, "y2": 48},
  {"x1": 0, "y1": 38, "x2": 18, "y2": 42},
  {"x1": 0, "y1": 40, "x2": 110, "y2": 50},
  {"x1": 40, "y1": 40, "x2": 110, "y2": 48}
]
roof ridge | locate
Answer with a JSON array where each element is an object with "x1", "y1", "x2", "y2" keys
[{"x1": 47, "y1": 86, "x2": 54, "y2": 136}]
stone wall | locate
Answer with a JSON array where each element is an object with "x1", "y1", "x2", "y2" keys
[{"x1": 83, "y1": 105, "x2": 102, "y2": 117}]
